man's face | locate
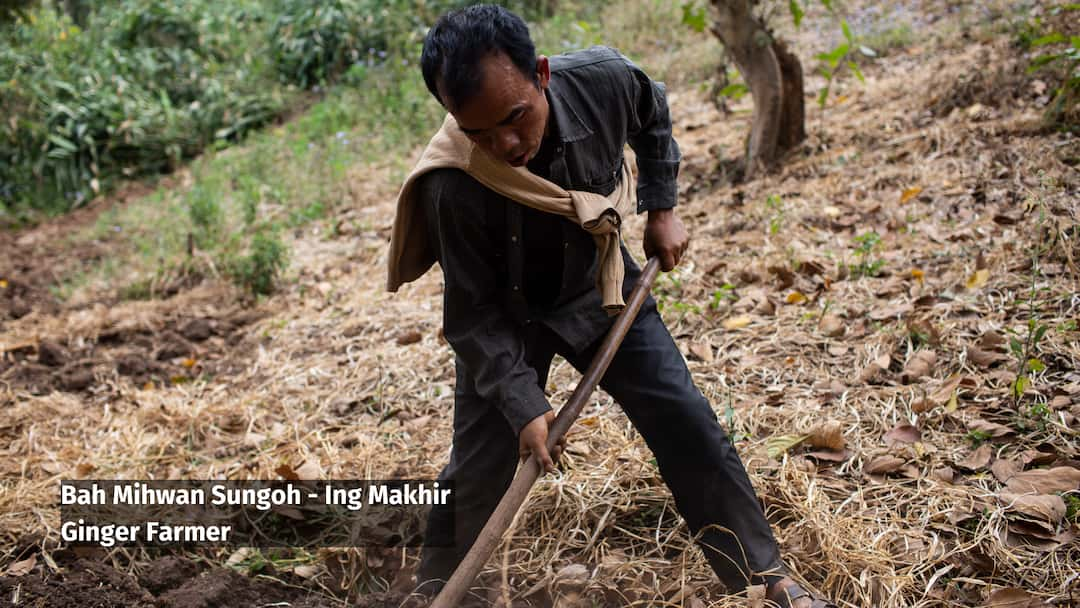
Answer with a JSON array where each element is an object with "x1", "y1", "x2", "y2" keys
[{"x1": 443, "y1": 52, "x2": 550, "y2": 167}]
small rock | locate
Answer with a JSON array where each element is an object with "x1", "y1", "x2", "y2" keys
[
  {"x1": 9, "y1": 297, "x2": 31, "y2": 319},
  {"x1": 116, "y1": 353, "x2": 151, "y2": 377},
  {"x1": 554, "y1": 563, "x2": 590, "y2": 592},
  {"x1": 178, "y1": 318, "x2": 213, "y2": 342},
  {"x1": 819, "y1": 314, "x2": 845, "y2": 338},
  {"x1": 37, "y1": 340, "x2": 68, "y2": 367},
  {"x1": 57, "y1": 366, "x2": 94, "y2": 391},
  {"x1": 155, "y1": 331, "x2": 194, "y2": 360}
]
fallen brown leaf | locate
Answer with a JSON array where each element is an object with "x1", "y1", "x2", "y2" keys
[
  {"x1": 275, "y1": 463, "x2": 299, "y2": 481},
  {"x1": 991, "y1": 458, "x2": 1022, "y2": 483},
  {"x1": 689, "y1": 342, "x2": 714, "y2": 362},
  {"x1": 1004, "y1": 467, "x2": 1080, "y2": 494},
  {"x1": 722, "y1": 315, "x2": 752, "y2": 330},
  {"x1": 998, "y1": 493, "x2": 1066, "y2": 527},
  {"x1": 869, "y1": 302, "x2": 913, "y2": 321},
  {"x1": 966, "y1": 268, "x2": 990, "y2": 290},
  {"x1": 866, "y1": 455, "x2": 907, "y2": 475},
  {"x1": 958, "y1": 444, "x2": 993, "y2": 470},
  {"x1": 967, "y1": 345, "x2": 1009, "y2": 368},
  {"x1": 901, "y1": 350, "x2": 936, "y2": 384},
  {"x1": 785, "y1": 291, "x2": 808, "y2": 305},
  {"x1": 6, "y1": 554, "x2": 36, "y2": 576},
  {"x1": 858, "y1": 354, "x2": 892, "y2": 384},
  {"x1": 883, "y1": 424, "x2": 921, "y2": 447},
  {"x1": 968, "y1": 418, "x2": 1014, "y2": 438},
  {"x1": 403, "y1": 415, "x2": 432, "y2": 431},
  {"x1": 754, "y1": 296, "x2": 777, "y2": 316},
  {"x1": 931, "y1": 466, "x2": 956, "y2": 483},
  {"x1": 806, "y1": 449, "x2": 850, "y2": 462},
  {"x1": 294, "y1": 460, "x2": 322, "y2": 480},
  {"x1": 819, "y1": 314, "x2": 845, "y2": 338},
  {"x1": 899, "y1": 186, "x2": 923, "y2": 205},
  {"x1": 1003, "y1": 525, "x2": 1076, "y2": 552},
  {"x1": 396, "y1": 330, "x2": 422, "y2": 346},
  {"x1": 807, "y1": 420, "x2": 846, "y2": 451},
  {"x1": 927, "y1": 375, "x2": 964, "y2": 410},
  {"x1": 986, "y1": 587, "x2": 1049, "y2": 608}
]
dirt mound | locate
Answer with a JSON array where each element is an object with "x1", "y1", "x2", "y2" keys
[
  {"x1": 0, "y1": 553, "x2": 375, "y2": 608},
  {"x1": 923, "y1": 44, "x2": 1048, "y2": 119},
  {"x1": 0, "y1": 275, "x2": 60, "y2": 322},
  {"x1": 0, "y1": 307, "x2": 267, "y2": 396}
]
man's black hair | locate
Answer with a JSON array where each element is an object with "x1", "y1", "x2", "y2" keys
[{"x1": 420, "y1": 4, "x2": 538, "y2": 110}]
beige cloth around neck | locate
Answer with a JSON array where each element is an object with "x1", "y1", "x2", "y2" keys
[{"x1": 386, "y1": 113, "x2": 635, "y2": 312}]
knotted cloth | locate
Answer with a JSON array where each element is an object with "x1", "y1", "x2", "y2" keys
[{"x1": 387, "y1": 113, "x2": 635, "y2": 312}]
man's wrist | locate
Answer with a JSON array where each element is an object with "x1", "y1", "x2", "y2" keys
[{"x1": 647, "y1": 207, "x2": 675, "y2": 221}]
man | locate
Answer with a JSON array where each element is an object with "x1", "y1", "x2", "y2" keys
[{"x1": 388, "y1": 5, "x2": 834, "y2": 607}]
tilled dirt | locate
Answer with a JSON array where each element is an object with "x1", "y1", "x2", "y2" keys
[
  {"x1": 0, "y1": 551, "x2": 408, "y2": 608},
  {"x1": 0, "y1": 307, "x2": 267, "y2": 395}
]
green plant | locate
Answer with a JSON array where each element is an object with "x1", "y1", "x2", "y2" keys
[
  {"x1": 710, "y1": 283, "x2": 737, "y2": 310},
  {"x1": 721, "y1": 388, "x2": 749, "y2": 442},
  {"x1": 228, "y1": 228, "x2": 288, "y2": 296},
  {"x1": 1025, "y1": 5, "x2": 1080, "y2": 128},
  {"x1": 679, "y1": 0, "x2": 868, "y2": 107},
  {"x1": 764, "y1": 194, "x2": 784, "y2": 235},
  {"x1": 268, "y1": 0, "x2": 467, "y2": 89},
  {"x1": 856, "y1": 23, "x2": 914, "y2": 57},
  {"x1": 1008, "y1": 201, "x2": 1053, "y2": 406},
  {"x1": 1008, "y1": 318, "x2": 1049, "y2": 404},
  {"x1": 814, "y1": 14, "x2": 871, "y2": 106},
  {"x1": 187, "y1": 183, "x2": 223, "y2": 244},
  {"x1": 0, "y1": 0, "x2": 285, "y2": 215},
  {"x1": 1064, "y1": 493, "x2": 1080, "y2": 524},
  {"x1": 848, "y1": 231, "x2": 885, "y2": 277},
  {"x1": 966, "y1": 429, "x2": 992, "y2": 448}
]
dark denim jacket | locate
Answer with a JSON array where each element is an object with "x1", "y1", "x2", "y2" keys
[{"x1": 418, "y1": 46, "x2": 680, "y2": 433}]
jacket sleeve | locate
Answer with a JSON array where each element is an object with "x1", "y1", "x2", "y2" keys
[
  {"x1": 620, "y1": 55, "x2": 681, "y2": 213},
  {"x1": 418, "y1": 169, "x2": 552, "y2": 434}
]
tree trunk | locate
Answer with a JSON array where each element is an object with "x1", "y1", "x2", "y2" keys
[
  {"x1": 62, "y1": 0, "x2": 88, "y2": 27},
  {"x1": 709, "y1": 0, "x2": 805, "y2": 178}
]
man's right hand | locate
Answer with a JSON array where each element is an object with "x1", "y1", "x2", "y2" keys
[{"x1": 519, "y1": 410, "x2": 565, "y2": 474}]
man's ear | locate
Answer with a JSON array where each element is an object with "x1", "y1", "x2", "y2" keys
[{"x1": 535, "y1": 55, "x2": 550, "y2": 90}]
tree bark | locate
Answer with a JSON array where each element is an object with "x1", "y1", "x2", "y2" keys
[{"x1": 709, "y1": 0, "x2": 805, "y2": 178}]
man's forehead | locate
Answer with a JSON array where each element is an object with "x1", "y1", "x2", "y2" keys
[{"x1": 445, "y1": 54, "x2": 534, "y2": 130}]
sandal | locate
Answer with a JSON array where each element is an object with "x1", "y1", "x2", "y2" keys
[{"x1": 766, "y1": 576, "x2": 839, "y2": 608}]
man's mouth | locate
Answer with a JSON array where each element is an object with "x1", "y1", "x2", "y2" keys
[{"x1": 508, "y1": 151, "x2": 528, "y2": 167}]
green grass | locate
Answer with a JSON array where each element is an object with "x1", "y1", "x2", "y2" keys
[{"x1": 55, "y1": 0, "x2": 713, "y2": 299}]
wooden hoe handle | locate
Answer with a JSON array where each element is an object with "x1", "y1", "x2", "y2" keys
[{"x1": 430, "y1": 257, "x2": 661, "y2": 608}]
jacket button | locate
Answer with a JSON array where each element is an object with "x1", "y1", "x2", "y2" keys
[
  {"x1": 511, "y1": 235, "x2": 518, "y2": 243},
  {"x1": 513, "y1": 285, "x2": 519, "y2": 291}
]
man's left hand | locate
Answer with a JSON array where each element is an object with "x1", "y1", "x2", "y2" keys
[{"x1": 643, "y1": 208, "x2": 688, "y2": 272}]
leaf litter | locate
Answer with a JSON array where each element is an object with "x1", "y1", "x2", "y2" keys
[{"x1": 1, "y1": 0, "x2": 1079, "y2": 606}]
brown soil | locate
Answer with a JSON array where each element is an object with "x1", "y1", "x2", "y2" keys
[
  {"x1": 1, "y1": 1, "x2": 1077, "y2": 607},
  {"x1": 0, "y1": 306, "x2": 267, "y2": 395},
  {"x1": 0, "y1": 550, "x2": 408, "y2": 608}
]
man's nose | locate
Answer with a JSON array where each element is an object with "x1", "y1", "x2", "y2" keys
[{"x1": 495, "y1": 130, "x2": 519, "y2": 156}]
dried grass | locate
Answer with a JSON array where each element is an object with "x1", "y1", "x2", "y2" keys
[{"x1": 2, "y1": 1, "x2": 1078, "y2": 607}]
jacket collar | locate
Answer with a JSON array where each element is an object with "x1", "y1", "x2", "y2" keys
[{"x1": 545, "y1": 72, "x2": 593, "y2": 143}]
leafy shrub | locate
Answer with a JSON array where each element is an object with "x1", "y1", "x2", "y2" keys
[
  {"x1": 1027, "y1": 28, "x2": 1079, "y2": 128},
  {"x1": 268, "y1": 0, "x2": 469, "y2": 89},
  {"x1": 0, "y1": 1, "x2": 283, "y2": 215},
  {"x1": 228, "y1": 229, "x2": 288, "y2": 296}
]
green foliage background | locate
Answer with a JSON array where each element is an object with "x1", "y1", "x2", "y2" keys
[{"x1": 0, "y1": 0, "x2": 471, "y2": 217}]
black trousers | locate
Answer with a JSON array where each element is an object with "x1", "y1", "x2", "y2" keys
[{"x1": 418, "y1": 305, "x2": 784, "y2": 593}]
